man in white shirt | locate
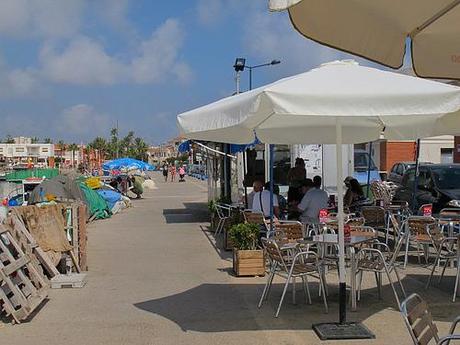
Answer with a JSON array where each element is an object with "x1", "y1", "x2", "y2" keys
[
  {"x1": 252, "y1": 182, "x2": 279, "y2": 218},
  {"x1": 298, "y1": 175, "x2": 328, "y2": 224},
  {"x1": 247, "y1": 180, "x2": 263, "y2": 209}
]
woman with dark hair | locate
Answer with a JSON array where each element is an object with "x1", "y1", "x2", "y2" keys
[{"x1": 344, "y1": 177, "x2": 365, "y2": 209}]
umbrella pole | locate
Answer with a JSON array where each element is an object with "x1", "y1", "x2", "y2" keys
[
  {"x1": 366, "y1": 142, "x2": 373, "y2": 198},
  {"x1": 313, "y1": 122, "x2": 375, "y2": 340},
  {"x1": 411, "y1": 139, "x2": 421, "y2": 212},
  {"x1": 243, "y1": 150, "x2": 248, "y2": 208},
  {"x1": 336, "y1": 121, "x2": 347, "y2": 324},
  {"x1": 269, "y1": 144, "x2": 274, "y2": 232}
]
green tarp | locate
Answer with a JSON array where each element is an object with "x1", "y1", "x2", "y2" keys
[{"x1": 78, "y1": 182, "x2": 111, "y2": 220}]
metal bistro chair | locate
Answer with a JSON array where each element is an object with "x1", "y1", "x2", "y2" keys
[
  {"x1": 258, "y1": 238, "x2": 328, "y2": 318},
  {"x1": 356, "y1": 236, "x2": 406, "y2": 308},
  {"x1": 403, "y1": 216, "x2": 436, "y2": 268},
  {"x1": 426, "y1": 227, "x2": 460, "y2": 302},
  {"x1": 243, "y1": 210, "x2": 269, "y2": 237},
  {"x1": 439, "y1": 208, "x2": 460, "y2": 238},
  {"x1": 401, "y1": 293, "x2": 460, "y2": 345},
  {"x1": 214, "y1": 204, "x2": 231, "y2": 236},
  {"x1": 275, "y1": 221, "x2": 304, "y2": 241},
  {"x1": 361, "y1": 206, "x2": 390, "y2": 243}
]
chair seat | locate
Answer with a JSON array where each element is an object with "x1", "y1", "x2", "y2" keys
[
  {"x1": 358, "y1": 259, "x2": 385, "y2": 271},
  {"x1": 290, "y1": 263, "x2": 317, "y2": 275}
]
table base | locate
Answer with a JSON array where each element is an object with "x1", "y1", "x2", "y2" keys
[{"x1": 312, "y1": 322, "x2": 375, "y2": 340}]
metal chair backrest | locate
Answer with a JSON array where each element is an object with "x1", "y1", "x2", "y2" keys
[
  {"x1": 244, "y1": 211, "x2": 265, "y2": 225},
  {"x1": 400, "y1": 293, "x2": 440, "y2": 345},
  {"x1": 362, "y1": 206, "x2": 386, "y2": 227},
  {"x1": 261, "y1": 238, "x2": 289, "y2": 272},
  {"x1": 275, "y1": 222, "x2": 303, "y2": 240},
  {"x1": 215, "y1": 204, "x2": 229, "y2": 220},
  {"x1": 407, "y1": 216, "x2": 436, "y2": 237},
  {"x1": 439, "y1": 208, "x2": 460, "y2": 221}
]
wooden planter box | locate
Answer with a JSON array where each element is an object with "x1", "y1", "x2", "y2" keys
[
  {"x1": 233, "y1": 249, "x2": 265, "y2": 277},
  {"x1": 223, "y1": 227, "x2": 234, "y2": 251}
]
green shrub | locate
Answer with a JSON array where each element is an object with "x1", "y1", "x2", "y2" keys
[{"x1": 228, "y1": 223, "x2": 259, "y2": 250}]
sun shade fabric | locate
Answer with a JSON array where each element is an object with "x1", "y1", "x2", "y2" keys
[
  {"x1": 177, "y1": 60, "x2": 460, "y2": 145},
  {"x1": 271, "y1": 0, "x2": 460, "y2": 79},
  {"x1": 102, "y1": 158, "x2": 154, "y2": 171}
]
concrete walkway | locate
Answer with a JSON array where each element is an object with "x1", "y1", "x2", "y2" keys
[{"x1": 1, "y1": 173, "x2": 459, "y2": 344}]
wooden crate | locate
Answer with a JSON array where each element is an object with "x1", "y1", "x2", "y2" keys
[{"x1": 233, "y1": 249, "x2": 265, "y2": 277}]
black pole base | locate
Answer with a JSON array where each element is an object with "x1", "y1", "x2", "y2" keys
[
  {"x1": 339, "y1": 282, "x2": 347, "y2": 324},
  {"x1": 312, "y1": 322, "x2": 375, "y2": 341}
]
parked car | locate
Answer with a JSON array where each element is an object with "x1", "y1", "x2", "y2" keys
[
  {"x1": 393, "y1": 164, "x2": 460, "y2": 213},
  {"x1": 388, "y1": 161, "x2": 432, "y2": 185},
  {"x1": 353, "y1": 149, "x2": 381, "y2": 185}
]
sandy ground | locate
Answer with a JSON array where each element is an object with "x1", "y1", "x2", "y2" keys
[{"x1": 1, "y1": 172, "x2": 459, "y2": 345}]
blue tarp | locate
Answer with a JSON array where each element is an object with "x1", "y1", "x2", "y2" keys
[
  {"x1": 178, "y1": 141, "x2": 191, "y2": 153},
  {"x1": 96, "y1": 189, "x2": 122, "y2": 210},
  {"x1": 178, "y1": 138, "x2": 260, "y2": 155},
  {"x1": 102, "y1": 158, "x2": 154, "y2": 171}
]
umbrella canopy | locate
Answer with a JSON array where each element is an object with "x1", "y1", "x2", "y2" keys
[
  {"x1": 269, "y1": 0, "x2": 460, "y2": 79},
  {"x1": 102, "y1": 158, "x2": 154, "y2": 171},
  {"x1": 177, "y1": 59, "x2": 460, "y2": 324},
  {"x1": 178, "y1": 60, "x2": 460, "y2": 144}
]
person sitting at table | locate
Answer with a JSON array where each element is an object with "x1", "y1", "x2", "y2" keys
[
  {"x1": 297, "y1": 175, "x2": 328, "y2": 224},
  {"x1": 252, "y1": 181, "x2": 279, "y2": 219},
  {"x1": 247, "y1": 180, "x2": 263, "y2": 209},
  {"x1": 344, "y1": 177, "x2": 366, "y2": 211}
]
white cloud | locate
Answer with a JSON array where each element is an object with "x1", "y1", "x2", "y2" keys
[
  {"x1": 196, "y1": 0, "x2": 224, "y2": 26},
  {"x1": 130, "y1": 19, "x2": 190, "y2": 84},
  {"x1": 58, "y1": 104, "x2": 110, "y2": 137},
  {"x1": 39, "y1": 37, "x2": 125, "y2": 85},
  {"x1": 242, "y1": 10, "x2": 346, "y2": 74},
  {"x1": 0, "y1": 56, "x2": 40, "y2": 98},
  {"x1": 39, "y1": 19, "x2": 192, "y2": 86},
  {"x1": 0, "y1": 0, "x2": 84, "y2": 38}
]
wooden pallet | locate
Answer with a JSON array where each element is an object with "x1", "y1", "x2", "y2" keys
[
  {"x1": 0, "y1": 224, "x2": 48, "y2": 324},
  {"x1": 6, "y1": 213, "x2": 60, "y2": 278}
]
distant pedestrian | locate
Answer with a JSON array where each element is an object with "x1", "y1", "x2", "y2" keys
[
  {"x1": 170, "y1": 165, "x2": 176, "y2": 182},
  {"x1": 162, "y1": 164, "x2": 168, "y2": 182},
  {"x1": 179, "y1": 166, "x2": 185, "y2": 182}
]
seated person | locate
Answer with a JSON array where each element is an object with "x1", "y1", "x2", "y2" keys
[
  {"x1": 273, "y1": 184, "x2": 287, "y2": 216},
  {"x1": 252, "y1": 181, "x2": 279, "y2": 219},
  {"x1": 297, "y1": 175, "x2": 328, "y2": 224},
  {"x1": 344, "y1": 177, "x2": 366, "y2": 210}
]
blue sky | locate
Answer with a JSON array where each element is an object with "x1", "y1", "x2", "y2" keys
[{"x1": 0, "y1": 0, "x2": 407, "y2": 145}]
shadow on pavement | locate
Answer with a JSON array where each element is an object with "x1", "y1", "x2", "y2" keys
[
  {"x1": 163, "y1": 202, "x2": 209, "y2": 224},
  {"x1": 134, "y1": 274, "x2": 460, "y2": 334}
]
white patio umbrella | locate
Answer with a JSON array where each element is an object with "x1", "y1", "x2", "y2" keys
[
  {"x1": 269, "y1": 0, "x2": 460, "y2": 80},
  {"x1": 177, "y1": 60, "x2": 460, "y2": 324}
]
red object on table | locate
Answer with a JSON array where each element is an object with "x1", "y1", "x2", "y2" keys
[
  {"x1": 422, "y1": 204, "x2": 433, "y2": 217},
  {"x1": 319, "y1": 208, "x2": 329, "y2": 223}
]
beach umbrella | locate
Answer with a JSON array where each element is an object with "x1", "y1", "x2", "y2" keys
[
  {"x1": 269, "y1": 0, "x2": 460, "y2": 80},
  {"x1": 102, "y1": 158, "x2": 154, "y2": 171},
  {"x1": 178, "y1": 60, "x2": 460, "y2": 328}
]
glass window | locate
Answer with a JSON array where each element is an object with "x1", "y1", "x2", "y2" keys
[
  {"x1": 391, "y1": 164, "x2": 398, "y2": 173},
  {"x1": 397, "y1": 164, "x2": 404, "y2": 175},
  {"x1": 432, "y1": 166, "x2": 460, "y2": 189},
  {"x1": 402, "y1": 169, "x2": 415, "y2": 188}
]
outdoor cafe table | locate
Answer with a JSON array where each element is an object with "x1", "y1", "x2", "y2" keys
[{"x1": 295, "y1": 233, "x2": 378, "y2": 311}]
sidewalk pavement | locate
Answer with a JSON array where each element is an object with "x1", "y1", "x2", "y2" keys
[{"x1": 0, "y1": 172, "x2": 458, "y2": 345}]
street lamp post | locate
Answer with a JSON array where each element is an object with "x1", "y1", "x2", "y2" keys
[
  {"x1": 232, "y1": 58, "x2": 281, "y2": 208},
  {"x1": 247, "y1": 59, "x2": 281, "y2": 90}
]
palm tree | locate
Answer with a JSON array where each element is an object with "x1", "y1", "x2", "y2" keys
[
  {"x1": 57, "y1": 140, "x2": 67, "y2": 167},
  {"x1": 67, "y1": 143, "x2": 79, "y2": 168}
]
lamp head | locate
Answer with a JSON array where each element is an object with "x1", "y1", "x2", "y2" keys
[
  {"x1": 233, "y1": 58, "x2": 246, "y2": 72},
  {"x1": 270, "y1": 59, "x2": 281, "y2": 65}
]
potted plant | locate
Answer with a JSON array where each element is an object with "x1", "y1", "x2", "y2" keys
[
  {"x1": 228, "y1": 223, "x2": 265, "y2": 276},
  {"x1": 207, "y1": 199, "x2": 217, "y2": 231}
]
